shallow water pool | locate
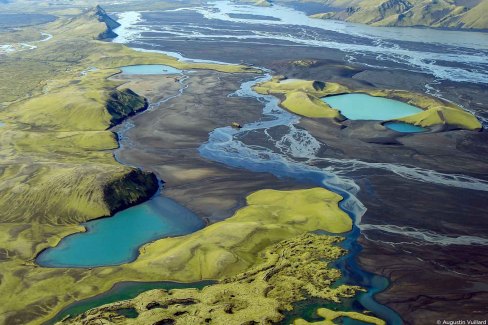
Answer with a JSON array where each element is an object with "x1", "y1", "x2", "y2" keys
[
  {"x1": 384, "y1": 121, "x2": 426, "y2": 133},
  {"x1": 120, "y1": 64, "x2": 182, "y2": 75}
]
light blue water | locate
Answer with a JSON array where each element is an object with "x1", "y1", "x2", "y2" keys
[
  {"x1": 120, "y1": 64, "x2": 182, "y2": 75},
  {"x1": 198, "y1": 74, "x2": 403, "y2": 325},
  {"x1": 384, "y1": 122, "x2": 426, "y2": 133},
  {"x1": 36, "y1": 196, "x2": 204, "y2": 268},
  {"x1": 323, "y1": 94, "x2": 423, "y2": 121}
]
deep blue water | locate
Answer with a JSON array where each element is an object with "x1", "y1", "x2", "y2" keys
[{"x1": 36, "y1": 196, "x2": 204, "y2": 268}]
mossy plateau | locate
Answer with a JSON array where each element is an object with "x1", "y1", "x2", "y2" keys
[
  {"x1": 1, "y1": 188, "x2": 351, "y2": 324},
  {"x1": 0, "y1": 6, "x2": 258, "y2": 325},
  {"x1": 254, "y1": 76, "x2": 482, "y2": 130},
  {"x1": 294, "y1": 307, "x2": 385, "y2": 325},
  {"x1": 0, "y1": 8, "x2": 255, "y2": 225},
  {"x1": 60, "y1": 233, "x2": 364, "y2": 325}
]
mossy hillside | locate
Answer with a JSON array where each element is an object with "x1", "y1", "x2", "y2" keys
[
  {"x1": 254, "y1": 77, "x2": 348, "y2": 119},
  {"x1": 459, "y1": 0, "x2": 488, "y2": 29},
  {"x1": 1, "y1": 188, "x2": 352, "y2": 325},
  {"x1": 0, "y1": 9, "x2": 259, "y2": 324},
  {"x1": 106, "y1": 88, "x2": 147, "y2": 126},
  {"x1": 0, "y1": 162, "x2": 158, "y2": 224},
  {"x1": 0, "y1": 6, "x2": 257, "y2": 223},
  {"x1": 61, "y1": 233, "x2": 364, "y2": 325},
  {"x1": 255, "y1": 77, "x2": 481, "y2": 130},
  {"x1": 307, "y1": 0, "x2": 488, "y2": 29},
  {"x1": 0, "y1": 8, "x2": 257, "y2": 106},
  {"x1": 294, "y1": 307, "x2": 385, "y2": 325},
  {"x1": 283, "y1": 91, "x2": 344, "y2": 119},
  {"x1": 132, "y1": 188, "x2": 352, "y2": 280}
]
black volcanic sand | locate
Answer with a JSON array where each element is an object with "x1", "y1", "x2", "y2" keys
[
  {"x1": 114, "y1": 63, "x2": 488, "y2": 324},
  {"x1": 114, "y1": 13, "x2": 488, "y2": 323},
  {"x1": 111, "y1": 71, "x2": 305, "y2": 222}
]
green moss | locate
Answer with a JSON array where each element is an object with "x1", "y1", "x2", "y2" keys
[
  {"x1": 0, "y1": 8, "x2": 260, "y2": 324},
  {"x1": 255, "y1": 77, "x2": 481, "y2": 130},
  {"x1": 294, "y1": 307, "x2": 386, "y2": 325},
  {"x1": 364, "y1": 89, "x2": 482, "y2": 130},
  {"x1": 0, "y1": 188, "x2": 352, "y2": 325},
  {"x1": 308, "y1": 0, "x2": 488, "y2": 30},
  {"x1": 282, "y1": 91, "x2": 343, "y2": 119},
  {"x1": 103, "y1": 170, "x2": 159, "y2": 215},
  {"x1": 106, "y1": 88, "x2": 148, "y2": 126},
  {"x1": 254, "y1": 78, "x2": 348, "y2": 120},
  {"x1": 61, "y1": 233, "x2": 363, "y2": 325}
]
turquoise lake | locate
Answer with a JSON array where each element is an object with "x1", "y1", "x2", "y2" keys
[
  {"x1": 36, "y1": 196, "x2": 204, "y2": 268},
  {"x1": 120, "y1": 64, "x2": 182, "y2": 75},
  {"x1": 384, "y1": 121, "x2": 426, "y2": 133},
  {"x1": 322, "y1": 93, "x2": 423, "y2": 121}
]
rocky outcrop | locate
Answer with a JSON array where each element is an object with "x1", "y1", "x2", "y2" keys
[
  {"x1": 95, "y1": 5, "x2": 121, "y2": 39},
  {"x1": 106, "y1": 88, "x2": 148, "y2": 126},
  {"x1": 103, "y1": 169, "x2": 159, "y2": 215}
]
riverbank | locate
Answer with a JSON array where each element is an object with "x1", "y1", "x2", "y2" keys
[{"x1": 0, "y1": 7, "x2": 258, "y2": 324}]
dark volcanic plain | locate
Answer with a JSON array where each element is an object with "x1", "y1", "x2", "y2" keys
[{"x1": 114, "y1": 11, "x2": 488, "y2": 325}]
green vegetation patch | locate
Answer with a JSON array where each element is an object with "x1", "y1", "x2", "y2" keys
[
  {"x1": 294, "y1": 307, "x2": 385, "y2": 325},
  {"x1": 0, "y1": 7, "x2": 258, "y2": 325},
  {"x1": 1, "y1": 188, "x2": 352, "y2": 324},
  {"x1": 61, "y1": 233, "x2": 363, "y2": 325},
  {"x1": 255, "y1": 76, "x2": 482, "y2": 130}
]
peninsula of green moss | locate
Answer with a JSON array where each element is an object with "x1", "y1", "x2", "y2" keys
[
  {"x1": 294, "y1": 307, "x2": 386, "y2": 325},
  {"x1": 1, "y1": 187, "x2": 351, "y2": 324},
  {"x1": 60, "y1": 233, "x2": 362, "y2": 325},
  {"x1": 254, "y1": 77, "x2": 347, "y2": 120}
]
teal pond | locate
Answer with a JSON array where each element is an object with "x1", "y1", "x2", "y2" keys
[
  {"x1": 322, "y1": 93, "x2": 426, "y2": 132},
  {"x1": 36, "y1": 196, "x2": 204, "y2": 268},
  {"x1": 120, "y1": 64, "x2": 182, "y2": 75},
  {"x1": 383, "y1": 121, "x2": 426, "y2": 133}
]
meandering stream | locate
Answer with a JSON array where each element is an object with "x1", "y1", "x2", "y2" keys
[{"x1": 42, "y1": 4, "x2": 488, "y2": 322}]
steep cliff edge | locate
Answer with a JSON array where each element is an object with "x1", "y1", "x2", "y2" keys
[{"x1": 95, "y1": 5, "x2": 121, "y2": 39}]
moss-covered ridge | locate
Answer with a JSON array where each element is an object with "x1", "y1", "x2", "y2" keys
[
  {"x1": 1, "y1": 188, "x2": 351, "y2": 324},
  {"x1": 0, "y1": 5, "x2": 256, "y2": 223},
  {"x1": 0, "y1": 8, "x2": 258, "y2": 325},
  {"x1": 294, "y1": 307, "x2": 385, "y2": 325},
  {"x1": 307, "y1": 0, "x2": 488, "y2": 30},
  {"x1": 60, "y1": 233, "x2": 370, "y2": 325},
  {"x1": 254, "y1": 76, "x2": 482, "y2": 130}
]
